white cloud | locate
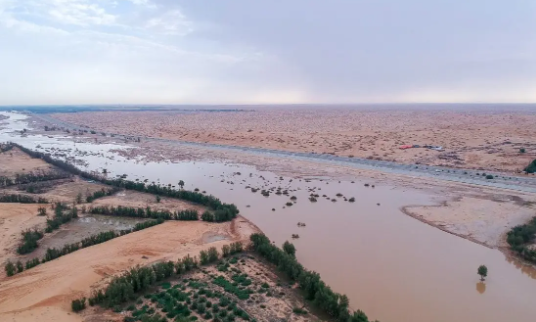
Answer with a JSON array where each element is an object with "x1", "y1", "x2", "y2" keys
[
  {"x1": 46, "y1": 0, "x2": 116, "y2": 26},
  {"x1": 145, "y1": 9, "x2": 192, "y2": 35}
]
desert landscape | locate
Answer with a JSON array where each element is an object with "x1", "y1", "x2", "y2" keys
[
  {"x1": 2, "y1": 107, "x2": 536, "y2": 322},
  {"x1": 1, "y1": 144, "x2": 328, "y2": 322},
  {"x1": 51, "y1": 107, "x2": 536, "y2": 173}
]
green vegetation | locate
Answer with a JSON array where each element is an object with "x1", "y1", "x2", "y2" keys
[
  {"x1": 525, "y1": 159, "x2": 536, "y2": 174},
  {"x1": 250, "y1": 233, "x2": 374, "y2": 322},
  {"x1": 86, "y1": 187, "x2": 119, "y2": 202},
  {"x1": 4, "y1": 261, "x2": 15, "y2": 276},
  {"x1": 200, "y1": 209, "x2": 237, "y2": 223},
  {"x1": 293, "y1": 307, "x2": 308, "y2": 315},
  {"x1": 506, "y1": 216, "x2": 536, "y2": 263},
  {"x1": 89, "y1": 205, "x2": 199, "y2": 221},
  {"x1": 0, "y1": 194, "x2": 48, "y2": 203},
  {"x1": 485, "y1": 174, "x2": 494, "y2": 179},
  {"x1": 44, "y1": 202, "x2": 78, "y2": 233},
  {"x1": 283, "y1": 241, "x2": 296, "y2": 257},
  {"x1": 17, "y1": 229, "x2": 44, "y2": 254},
  {"x1": 71, "y1": 297, "x2": 87, "y2": 312},
  {"x1": 5, "y1": 219, "x2": 164, "y2": 277},
  {"x1": 11, "y1": 143, "x2": 239, "y2": 221},
  {"x1": 477, "y1": 265, "x2": 488, "y2": 281},
  {"x1": 0, "y1": 170, "x2": 70, "y2": 188},
  {"x1": 520, "y1": 148, "x2": 526, "y2": 153}
]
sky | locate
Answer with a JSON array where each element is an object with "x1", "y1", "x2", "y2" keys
[{"x1": 1, "y1": 0, "x2": 535, "y2": 105}]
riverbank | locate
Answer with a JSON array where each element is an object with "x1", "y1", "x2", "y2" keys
[{"x1": 3, "y1": 111, "x2": 536, "y2": 322}]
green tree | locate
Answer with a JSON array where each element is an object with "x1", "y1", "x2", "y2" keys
[
  {"x1": 71, "y1": 297, "x2": 86, "y2": 312},
  {"x1": 208, "y1": 247, "x2": 219, "y2": 263},
  {"x1": 478, "y1": 265, "x2": 488, "y2": 281},
  {"x1": 200, "y1": 250, "x2": 209, "y2": 265},
  {"x1": 5, "y1": 261, "x2": 16, "y2": 276},
  {"x1": 16, "y1": 260, "x2": 23, "y2": 273},
  {"x1": 222, "y1": 244, "x2": 230, "y2": 257},
  {"x1": 283, "y1": 241, "x2": 296, "y2": 257},
  {"x1": 179, "y1": 180, "x2": 185, "y2": 189},
  {"x1": 156, "y1": 195, "x2": 161, "y2": 203}
]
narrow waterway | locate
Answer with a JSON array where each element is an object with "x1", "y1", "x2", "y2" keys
[{"x1": 2, "y1": 112, "x2": 536, "y2": 322}]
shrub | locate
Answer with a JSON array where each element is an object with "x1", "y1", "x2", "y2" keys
[
  {"x1": 525, "y1": 159, "x2": 536, "y2": 174},
  {"x1": 485, "y1": 175, "x2": 494, "y2": 179},
  {"x1": 71, "y1": 297, "x2": 86, "y2": 312},
  {"x1": 5, "y1": 261, "x2": 16, "y2": 276},
  {"x1": 293, "y1": 307, "x2": 307, "y2": 315}
]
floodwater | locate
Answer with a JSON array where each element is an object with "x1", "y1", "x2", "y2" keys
[{"x1": 2, "y1": 112, "x2": 536, "y2": 322}]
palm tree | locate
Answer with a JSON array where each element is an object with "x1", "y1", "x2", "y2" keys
[{"x1": 178, "y1": 180, "x2": 185, "y2": 189}]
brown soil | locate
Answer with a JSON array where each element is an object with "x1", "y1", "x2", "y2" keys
[
  {"x1": 0, "y1": 203, "x2": 49, "y2": 265},
  {"x1": 0, "y1": 146, "x2": 267, "y2": 322},
  {"x1": 91, "y1": 190, "x2": 207, "y2": 213},
  {"x1": 0, "y1": 147, "x2": 53, "y2": 178},
  {"x1": 0, "y1": 218, "x2": 260, "y2": 322},
  {"x1": 51, "y1": 108, "x2": 536, "y2": 173}
]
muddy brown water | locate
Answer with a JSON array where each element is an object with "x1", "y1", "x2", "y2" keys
[{"x1": 3, "y1": 112, "x2": 536, "y2": 322}]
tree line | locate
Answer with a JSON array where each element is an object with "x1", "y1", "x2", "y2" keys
[
  {"x1": 0, "y1": 194, "x2": 48, "y2": 203},
  {"x1": 45, "y1": 202, "x2": 78, "y2": 233},
  {"x1": 5, "y1": 219, "x2": 164, "y2": 277},
  {"x1": 506, "y1": 216, "x2": 536, "y2": 264},
  {"x1": 250, "y1": 233, "x2": 375, "y2": 322},
  {"x1": 84, "y1": 242, "x2": 243, "y2": 310},
  {"x1": 85, "y1": 187, "x2": 120, "y2": 203},
  {"x1": 0, "y1": 171, "x2": 71, "y2": 188},
  {"x1": 0, "y1": 143, "x2": 13, "y2": 153},
  {"x1": 11, "y1": 143, "x2": 239, "y2": 221},
  {"x1": 88, "y1": 205, "x2": 199, "y2": 221}
]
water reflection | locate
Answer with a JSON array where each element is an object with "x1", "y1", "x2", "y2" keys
[
  {"x1": 476, "y1": 282, "x2": 486, "y2": 294},
  {"x1": 504, "y1": 255, "x2": 536, "y2": 279}
]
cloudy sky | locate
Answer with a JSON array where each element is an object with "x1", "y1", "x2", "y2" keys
[{"x1": 1, "y1": 0, "x2": 535, "y2": 105}]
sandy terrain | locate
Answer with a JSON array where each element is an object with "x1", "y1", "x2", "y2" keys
[
  {"x1": 404, "y1": 194, "x2": 536, "y2": 248},
  {"x1": 91, "y1": 190, "x2": 207, "y2": 213},
  {"x1": 51, "y1": 108, "x2": 536, "y2": 173},
  {"x1": 0, "y1": 217, "x2": 260, "y2": 322},
  {"x1": 0, "y1": 203, "x2": 49, "y2": 265},
  {"x1": 0, "y1": 147, "x2": 53, "y2": 178}
]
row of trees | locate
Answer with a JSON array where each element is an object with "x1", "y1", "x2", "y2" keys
[
  {"x1": 0, "y1": 143, "x2": 13, "y2": 153},
  {"x1": 0, "y1": 194, "x2": 48, "y2": 203},
  {"x1": 12, "y1": 143, "x2": 239, "y2": 221},
  {"x1": 45, "y1": 203, "x2": 77, "y2": 233},
  {"x1": 201, "y1": 208, "x2": 237, "y2": 223},
  {"x1": 88, "y1": 205, "x2": 199, "y2": 221},
  {"x1": 506, "y1": 216, "x2": 536, "y2": 263},
  {"x1": 15, "y1": 203, "x2": 71, "y2": 256},
  {"x1": 250, "y1": 234, "x2": 375, "y2": 322},
  {"x1": 8, "y1": 170, "x2": 71, "y2": 186},
  {"x1": 84, "y1": 187, "x2": 119, "y2": 203},
  {"x1": 5, "y1": 219, "x2": 164, "y2": 277},
  {"x1": 85, "y1": 242, "x2": 243, "y2": 310}
]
